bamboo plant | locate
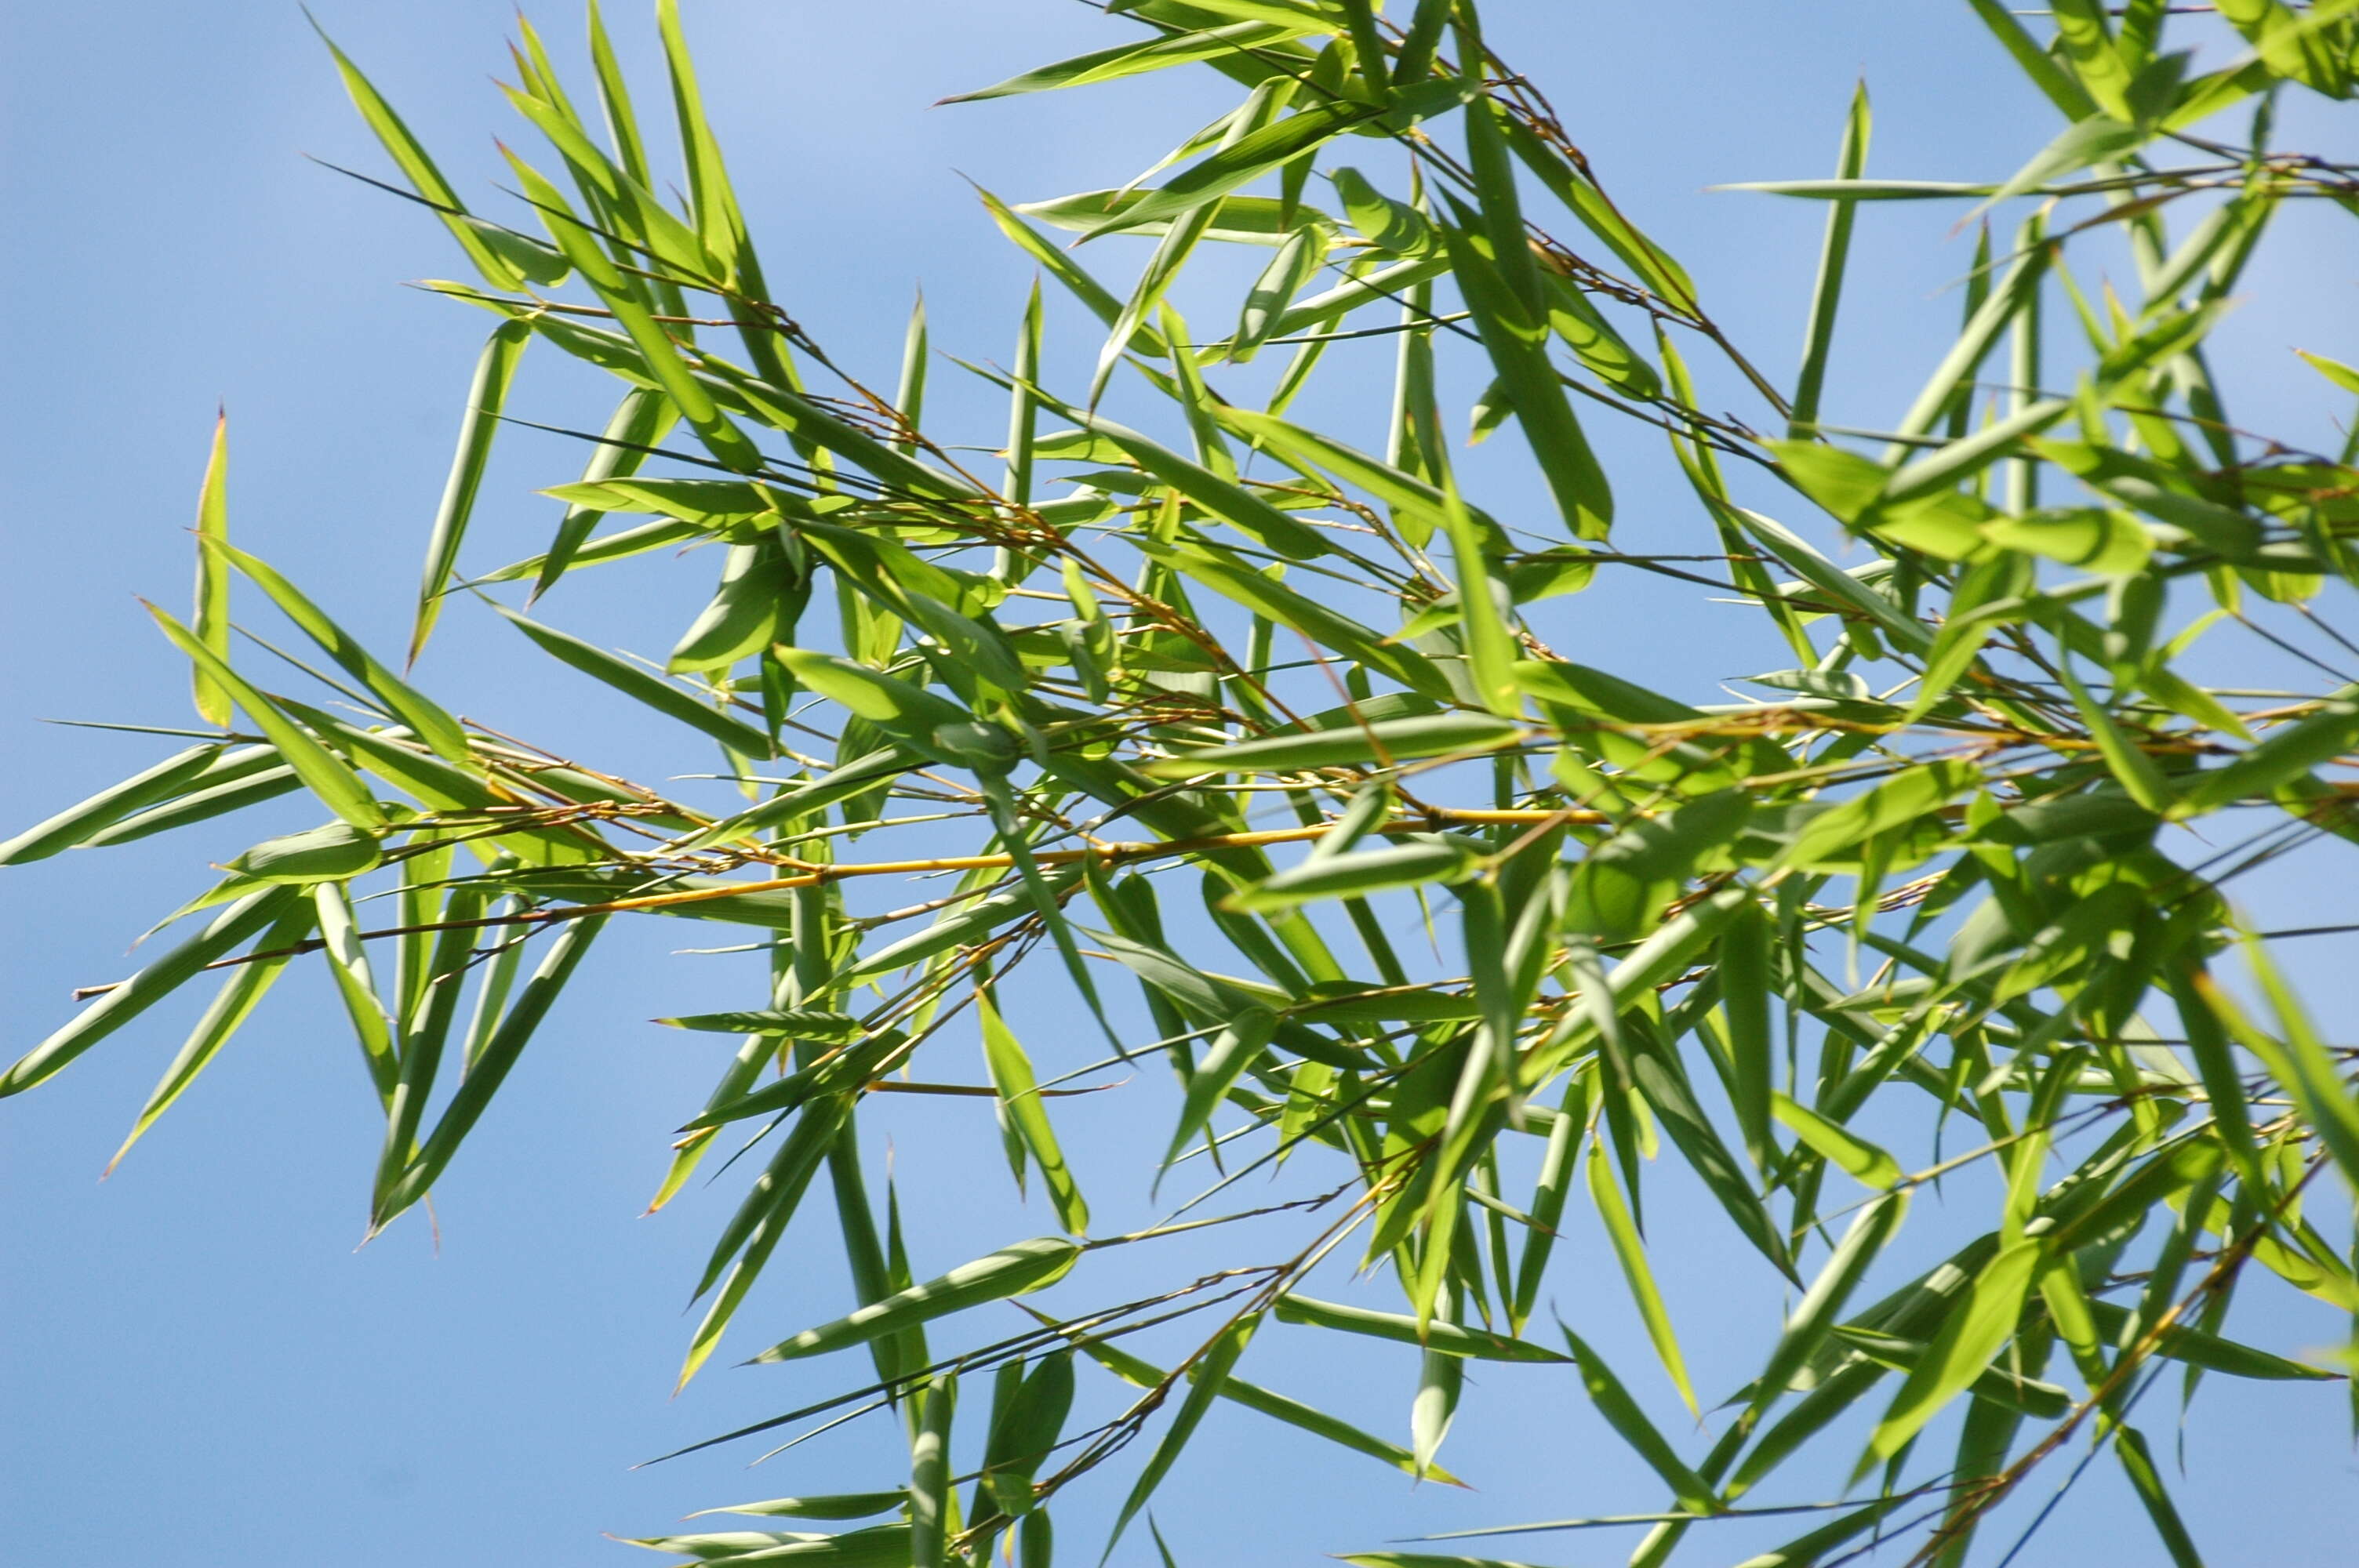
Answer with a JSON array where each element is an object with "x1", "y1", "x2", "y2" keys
[{"x1": 12, "y1": 2, "x2": 2359, "y2": 1563}]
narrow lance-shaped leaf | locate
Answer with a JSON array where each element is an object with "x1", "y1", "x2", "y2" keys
[
  {"x1": 1440, "y1": 468, "x2": 1519, "y2": 717},
  {"x1": 0, "y1": 886, "x2": 304, "y2": 1098},
  {"x1": 583, "y1": 0, "x2": 651, "y2": 187},
  {"x1": 655, "y1": 0, "x2": 744, "y2": 272},
  {"x1": 1790, "y1": 82, "x2": 1870, "y2": 436},
  {"x1": 374, "y1": 916, "x2": 606, "y2": 1224},
  {"x1": 411, "y1": 319, "x2": 529, "y2": 662},
  {"x1": 910, "y1": 1370, "x2": 956, "y2": 1568},
  {"x1": 1077, "y1": 97, "x2": 1376, "y2": 241},
  {"x1": 1274, "y1": 1295, "x2": 1572, "y2": 1363},
  {"x1": 191, "y1": 411, "x2": 234, "y2": 727},
  {"x1": 534, "y1": 386, "x2": 674, "y2": 601},
  {"x1": 1060, "y1": 1317, "x2": 1464, "y2": 1484},
  {"x1": 311, "y1": 21, "x2": 530, "y2": 289},
  {"x1": 500, "y1": 149, "x2": 761, "y2": 472},
  {"x1": 1587, "y1": 1137, "x2": 1699, "y2": 1415},
  {"x1": 314, "y1": 881, "x2": 397, "y2": 1103},
  {"x1": 144, "y1": 604, "x2": 385, "y2": 830},
  {"x1": 1867, "y1": 1236, "x2": 2042, "y2": 1462},
  {"x1": 980, "y1": 979, "x2": 1089, "y2": 1234},
  {"x1": 108, "y1": 896, "x2": 319, "y2": 1171},
  {"x1": 0, "y1": 744, "x2": 222, "y2": 867},
  {"x1": 679, "y1": 1094, "x2": 853, "y2": 1388},
  {"x1": 493, "y1": 604, "x2": 775, "y2": 758},
  {"x1": 1437, "y1": 196, "x2": 1612, "y2": 540},
  {"x1": 1162, "y1": 1006, "x2": 1278, "y2": 1177},
  {"x1": 209, "y1": 539, "x2": 471, "y2": 763},
  {"x1": 1558, "y1": 1323, "x2": 1717, "y2": 1514},
  {"x1": 942, "y1": 20, "x2": 1314, "y2": 105},
  {"x1": 750, "y1": 1237, "x2": 1083, "y2": 1363},
  {"x1": 1105, "y1": 1311, "x2": 1262, "y2": 1556},
  {"x1": 1773, "y1": 1093, "x2": 1903, "y2": 1188}
]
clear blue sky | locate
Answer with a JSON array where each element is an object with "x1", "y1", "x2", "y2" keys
[{"x1": 3, "y1": 3, "x2": 2354, "y2": 1564}]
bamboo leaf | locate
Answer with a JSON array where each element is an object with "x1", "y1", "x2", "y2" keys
[
  {"x1": 1274, "y1": 1295, "x2": 1572, "y2": 1363},
  {"x1": 493, "y1": 604, "x2": 776, "y2": 758},
  {"x1": 0, "y1": 745, "x2": 223, "y2": 866},
  {"x1": 0, "y1": 887, "x2": 304, "y2": 1098},
  {"x1": 1558, "y1": 1324, "x2": 1717, "y2": 1514},
  {"x1": 1142, "y1": 712, "x2": 1521, "y2": 777},
  {"x1": 1790, "y1": 82, "x2": 1870, "y2": 435},
  {"x1": 1867, "y1": 1237, "x2": 2041, "y2": 1461},
  {"x1": 412, "y1": 320, "x2": 529, "y2": 662},
  {"x1": 191, "y1": 412, "x2": 234, "y2": 727},
  {"x1": 749, "y1": 1238, "x2": 1082, "y2": 1363},
  {"x1": 1772, "y1": 1094, "x2": 1903, "y2": 1189},
  {"x1": 1105, "y1": 1312, "x2": 1261, "y2": 1554},
  {"x1": 145, "y1": 604, "x2": 385, "y2": 829},
  {"x1": 981, "y1": 984, "x2": 1089, "y2": 1234},
  {"x1": 1077, "y1": 100, "x2": 1376, "y2": 241}
]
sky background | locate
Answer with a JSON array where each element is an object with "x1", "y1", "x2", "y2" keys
[{"x1": 4, "y1": 2, "x2": 2357, "y2": 1564}]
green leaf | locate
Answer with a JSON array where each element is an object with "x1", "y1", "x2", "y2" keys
[
  {"x1": 626, "y1": 1524, "x2": 913, "y2": 1564},
  {"x1": 973, "y1": 186, "x2": 1167, "y2": 357},
  {"x1": 1772, "y1": 1093, "x2": 1903, "y2": 1188},
  {"x1": 1330, "y1": 166, "x2": 1430, "y2": 254},
  {"x1": 843, "y1": 869, "x2": 1087, "y2": 985},
  {"x1": 413, "y1": 320, "x2": 529, "y2": 662},
  {"x1": 1339, "y1": 1557, "x2": 1553, "y2": 1568},
  {"x1": 1162, "y1": 1006, "x2": 1279, "y2": 1171},
  {"x1": 106, "y1": 895, "x2": 317, "y2": 1171},
  {"x1": 656, "y1": 1009, "x2": 863, "y2": 1037},
  {"x1": 1055, "y1": 408, "x2": 1329, "y2": 560},
  {"x1": 493, "y1": 604, "x2": 775, "y2": 758},
  {"x1": 311, "y1": 21, "x2": 529, "y2": 289},
  {"x1": 500, "y1": 150, "x2": 761, "y2": 473},
  {"x1": 1208, "y1": 404, "x2": 1507, "y2": 550},
  {"x1": 1233, "y1": 225, "x2": 1325, "y2": 362},
  {"x1": 1144, "y1": 539, "x2": 1454, "y2": 698},
  {"x1": 680, "y1": 1097, "x2": 854, "y2": 1385},
  {"x1": 1750, "y1": 1192, "x2": 1911, "y2": 1418},
  {"x1": 226, "y1": 821, "x2": 385, "y2": 884},
  {"x1": 0, "y1": 886, "x2": 304, "y2": 1098},
  {"x1": 1558, "y1": 1324, "x2": 1717, "y2": 1514},
  {"x1": 145, "y1": 604, "x2": 385, "y2": 830},
  {"x1": 1718, "y1": 902, "x2": 1775, "y2": 1169},
  {"x1": 944, "y1": 22, "x2": 1313, "y2": 105},
  {"x1": 1587, "y1": 1138, "x2": 1699, "y2": 1416},
  {"x1": 1867, "y1": 1236, "x2": 2041, "y2": 1460},
  {"x1": 1067, "y1": 1327, "x2": 1462, "y2": 1484},
  {"x1": 1105, "y1": 1312, "x2": 1261, "y2": 1553},
  {"x1": 687, "y1": 1493, "x2": 909, "y2": 1522},
  {"x1": 981, "y1": 985, "x2": 1089, "y2": 1235},
  {"x1": 1273, "y1": 1295, "x2": 1572, "y2": 1363},
  {"x1": 1229, "y1": 839, "x2": 1481, "y2": 912},
  {"x1": 1077, "y1": 100, "x2": 1376, "y2": 241},
  {"x1": 1437, "y1": 201, "x2": 1613, "y2": 540},
  {"x1": 1438, "y1": 471, "x2": 1520, "y2": 717},
  {"x1": 1790, "y1": 82, "x2": 1870, "y2": 435},
  {"x1": 667, "y1": 538, "x2": 805, "y2": 674},
  {"x1": 910, "y1": 1370, "x2": 955, "y2": 1568},
  {"x1": 208, "y1": 539, "x2": 472, "y2": 763},
  {"x1": 2059, "y1": 666, "x2": 2175, "y2": 812},
  {"x1": 1779, "y1": 761, "x2": 1979, "y2": 872},
  {"x1": 982, "y1": 1350, "x2": 1074, "y2": 1517},
  {"x1": 190, "y1": 412, "x2": 234, "y2": 727},
  {"x1": 2179, "y1": 686, "x2": 2359, "y2": 813},
  {"x1": 749, "y1": 1237, "x2": 1082, "y2": 1363},
  {"x1": 0, "y1": 744, "x2": 223, "y2": 866},
  {"x1": 1143, "y1": 711, "x2": 1520, "y2": 776}
]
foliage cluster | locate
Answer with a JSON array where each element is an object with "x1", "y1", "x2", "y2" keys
[{"x1": 13, "y1": 2, "x2": 2359, "y2": 1564}]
